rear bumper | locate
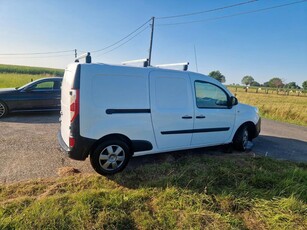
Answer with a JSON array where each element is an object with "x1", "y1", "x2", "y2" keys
[{"x1": 57, "y1": 131, "x2": 95, "y2": 161}]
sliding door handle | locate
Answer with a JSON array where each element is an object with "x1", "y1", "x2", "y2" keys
[
  {"x1": 196, "y1": 115, "x2": 206, "y2": 119},
  {"x1": 182, "y1": 115, "x2": 192, "y2": 119}
]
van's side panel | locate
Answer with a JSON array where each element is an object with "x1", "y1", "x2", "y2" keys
[{"x1": 79, "y1": 64, "x2": 157, "y2": 155}]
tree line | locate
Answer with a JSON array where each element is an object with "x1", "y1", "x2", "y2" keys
[{"x1": 208, "y1": 70, "x2": 307, "y2": 90}]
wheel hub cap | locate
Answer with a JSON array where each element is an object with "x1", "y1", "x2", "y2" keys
[{"x1": 98, "y1": 145, "x2": 125, "y2": 171}]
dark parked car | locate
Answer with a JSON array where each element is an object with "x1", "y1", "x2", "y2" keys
[{"x1": 0, "y1": 77, "x2": 62, "y2": 118}]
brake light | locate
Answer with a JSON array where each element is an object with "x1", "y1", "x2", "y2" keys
[
  {"x1": 70, "y1": 89, "x2": 80, "y2": 122},
  {"x1": 69, "y1": 137, "x2": 75, "y2": 148}
]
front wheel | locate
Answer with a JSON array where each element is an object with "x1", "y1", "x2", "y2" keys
[
  {"x1": 0, "y1": 101, "x2": 8, "y2": 118},
  {"x1": 233, "y1": 126, "x2": 249, "y2": 151},
  {"x1": 90, "y1": 140, "x2": 131, "y2": 175}
]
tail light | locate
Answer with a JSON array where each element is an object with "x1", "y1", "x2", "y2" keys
[
  {"x1": 69, "y1": 137, "x2": 75, "y2": 148},
  {"x1": 69, "y1": 89, "x2": 79, "y2": 148},
  {"x1": 70, "y1": 89, "x2": 79, "y2": 122}
]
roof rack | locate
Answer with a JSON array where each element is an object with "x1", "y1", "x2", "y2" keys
[
  {"x1": 75, "y1": 52, "x2": 91, "y2": 63},
  {"x1": 155, "y1": 62, "x2": 189, "y2": 71},
  {"x1": 122, "y1": 58, "x2": 149, "y2": 67}
]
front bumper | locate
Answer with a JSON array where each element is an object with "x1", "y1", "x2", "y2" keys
[{"x1": 255, "y1": 117, "x2": 261, "y2": 138}]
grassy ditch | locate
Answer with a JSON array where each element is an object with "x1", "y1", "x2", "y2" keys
[
  {"x1": 1, "y1": 154, "x2": 306, "y2": 229},
  {"x1": 229, "y1": 91, "x2": 307, "y2": 127}
]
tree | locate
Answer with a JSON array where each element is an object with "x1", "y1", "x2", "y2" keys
[
  {"x1": 208, "y1": 71, "x2": 226, "y2": 83},
  {"x1": 284, "y1": 82, "x2": 299, "y2": 89},
  {"x1": 302, "y1": 81, "x2": 307, "y2": 90},
  {"x1": 263, "y1": 82, "x2": 270, "y2": 87},
  {"x1": 241, "y1": 76, "x2": 254, "y2": 86},
  {"x1": 268, "y1": 77, "x2": 284, "y2": 88},
  {"x1": 250, "y1": 81, "x2": 260, "y2": 87}
]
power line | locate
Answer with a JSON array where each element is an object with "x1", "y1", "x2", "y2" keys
[
  {"x1": 0, "y1": 53, "x2": 74, "y2": 59},
  {"x1": 157, "y1": 0, "x2": 307, "y2": 26},
  {"x1": 0, "y1": 49, "x2": 75, "y2": 56},
  {"x1": 157, "y1": 0, "x2": 258, "y2": 19},
  {"x1": 96, "y1": 26, "x2": 150, "y2": 57},
  {"x1": 91, "y1": 18, "x2": 151, "y2": 53}
]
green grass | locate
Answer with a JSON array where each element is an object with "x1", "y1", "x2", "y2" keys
[
  {"x1": 1, "y1": 154, "x2": 306, "y2": 229},
  {"x1": 228, "y1": 90, "x2": 307, "y2": 126}
]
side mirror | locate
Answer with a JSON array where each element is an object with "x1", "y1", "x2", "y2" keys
[
  {"x1": 231, "y1": 96, "x2": 238, "y2": 106},
  {"x1": 24, "y1": 87, "x2": 33, "y2": 92},
  {"x1": 228, "y1": 96, "x2": 238, "y2": 108}
]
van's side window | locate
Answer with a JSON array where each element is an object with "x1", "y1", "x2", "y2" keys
[{"x1": 195, "y1": 81, "x2": 228, "y2": 108}]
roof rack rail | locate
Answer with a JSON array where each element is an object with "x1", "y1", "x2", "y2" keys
[
  {"x1": 122, "y1": 58, "x2": 149, "y2": 67},
  {"x1": 75, "y1": 52, "x2": 91, "y2": 63},
  {"x1": 155, "y1": 62, "x2": 189, "y2": 71}
]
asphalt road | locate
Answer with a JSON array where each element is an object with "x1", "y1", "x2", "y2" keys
[
  {"x1": 253, "y1": 119, "x2": 307, "y2": 163},
  {"x1": 0, "y1": 113, "x2": 306, "y2": 183}
]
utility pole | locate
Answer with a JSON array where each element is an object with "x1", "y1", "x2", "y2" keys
[
  {"x1": 74, "y1": 49, "x2": 77, "y2": 58},
  {"x1": 148, "y1": 17, "x2": 155, "y2": 66}
]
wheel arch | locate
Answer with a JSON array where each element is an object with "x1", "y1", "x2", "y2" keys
[
  {"x1": 0, "y1": 100, "x2": 9, "y2": 117},
  {"x1": 89, "y1": 133, "x2": 133, "y2": 157},
  {"x1": 233, "y1": 121, "x2": 257, "y2": 142}
]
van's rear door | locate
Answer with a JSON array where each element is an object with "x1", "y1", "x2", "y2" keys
[
  {"x1": 150, "y1": 71, "x2": 194, "y2": 149},
  {"x1": 60, "y1": 63, "x2": 79, "y2": 147}
]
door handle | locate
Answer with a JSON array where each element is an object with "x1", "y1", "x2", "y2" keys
[
  {"x1": 196, "y1": 115, "x2": 206, "y2": 119},
  {"x1": 182, "y1": 115, "x2": 192, "y2": 119}
]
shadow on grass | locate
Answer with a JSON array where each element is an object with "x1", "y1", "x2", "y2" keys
[{"x1": 108, "y1": 147, "x2": 307, "y2": 201}]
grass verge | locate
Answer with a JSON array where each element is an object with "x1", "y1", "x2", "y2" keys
[{"x1": 1, "y1": 154, "x2": 306, "y2": 229}]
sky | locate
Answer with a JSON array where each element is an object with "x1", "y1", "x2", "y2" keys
[{"x1": 0, "y1": 0, "x2": 306, "y2": 86}]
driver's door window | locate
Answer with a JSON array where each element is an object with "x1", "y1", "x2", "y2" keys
[{"x1": 195, "y1": 81, "x2": 228, "y2": 108}]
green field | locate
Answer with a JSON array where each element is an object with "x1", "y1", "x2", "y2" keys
[
  {"x1": 1, "y1": 155, "x2": 306, "y2": 229},
  {"x1": 0, "y1": 64, "x2": 64, "y2": 76},
  {"x1": 228, "y1": 87, "x2": 307, "y2": 126},
  {"x1": 0, "y1": 73, "x2": 47, "y2": 88},
  {"x1": 0, "y1": 64, "x2": 64, "y2": 88}
]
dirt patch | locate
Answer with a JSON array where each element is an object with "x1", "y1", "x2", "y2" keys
[{"x1": 57, "y1": 167, "x2": 81, "y2": 177}]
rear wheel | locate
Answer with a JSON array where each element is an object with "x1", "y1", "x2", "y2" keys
[
  {"x1": 90, "y1": 139, "x2": 131, "y2": 175},
  {"x1": 233, "y1": 125, "x2": 249, "y2": 151},
  {"x1": 0, "y1": 101, "x2": 8, "y2": 118}
]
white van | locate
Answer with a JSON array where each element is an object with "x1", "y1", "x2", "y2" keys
[{"x1": 58, "y1": 60, "x2": 260, "y2": 175}]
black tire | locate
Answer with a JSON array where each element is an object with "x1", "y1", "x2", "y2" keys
[
  {"x1": 233, "y1": 125, "x2": 249, "y2": 151},
  {"x1": 90, "y1": 139, "x2": 131, "y2": 175},
  {"x1": 0, "y1": 101, "x2": 8, "y2": 118}
]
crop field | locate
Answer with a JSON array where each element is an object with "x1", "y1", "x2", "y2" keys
[
  {"x1": 1, "y1": 155, "x2": 306, "y2": 229},
  {"x1": 0, "y1": 73, "x2": 46, "y2": 88},
  {"x1": 0, "y1": 64, "x2": 64, "y2": 88},
  {"x1": 228, "y1": 87, "x2": 307, "y2": 127},
  {"x1": 0, "y1": 64, "x2": 64, "y2": 76}
]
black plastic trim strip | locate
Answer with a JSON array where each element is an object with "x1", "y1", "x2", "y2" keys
[
  {"x1": 161, "y1": 127, "x2": 230, "y2": 135},
  {"x1": 106, "y1": 109, "x2": 151, "y2": 114},
  {"x1": 131, "y1": 140, "x2": 153, "y2": 152}
]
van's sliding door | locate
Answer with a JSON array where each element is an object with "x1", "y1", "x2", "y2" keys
[{"x1": 150, "y1": 71, "x2": 194, "y2": 150}]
